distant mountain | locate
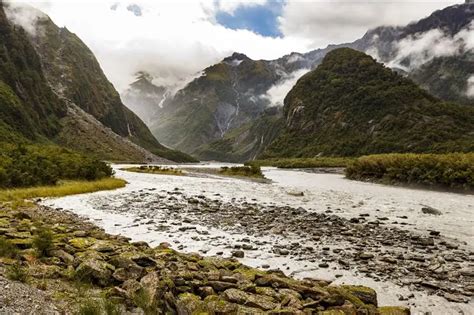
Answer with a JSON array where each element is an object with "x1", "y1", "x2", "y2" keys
[
  {"x1": 123, "y1": 2, "x2": 473, "y2": 161},
  {"x1": 0, "y1": 2, "x2": 194, "y2": 163},
  {"x1": 261, "y1": 48, "x2": 474, "y2": 158}
]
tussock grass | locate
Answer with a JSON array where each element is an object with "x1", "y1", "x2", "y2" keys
[
  {"x1": 246, "y1": 157, "x2": 353, "y2": 168},
  {"x1": 345, "y1": 153, "x2": 474, "y2": 190},
  {"x1": 122, "y1": 165, "x2": 183, "y2": 176},
  {"x1": 0, "y1": 178, "x2": 126, "y2": 202}
]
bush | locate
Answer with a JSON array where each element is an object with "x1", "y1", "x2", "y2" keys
[
  {"x1": 32, "y1": 226, "x2": 54, "y2": 257},
  {"x1": 219, "y1": 166, "x2": 264, "y2": 178},
  {"x1": 345, "y1": 153, "x2": 474, "y2": 190},
  {"x1": 6, "y1": 262, "x2": 28, "y2": 282},
  {"x1": 0, "y1": 237, "x2": 17, "y2": 258},
  {"x1": 0, "y1": 144, "x2": 113, "y2": 188},
  {"x1": 77, "y1": 298, "x2": 121, "y2": 315},
  {"x1": 246, "y1": 157, "x2": 353, "y2": 168}
]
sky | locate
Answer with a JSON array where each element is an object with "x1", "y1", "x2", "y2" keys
[{"x1": 7, "y1": 0, "x2": 462, "y2": 91}]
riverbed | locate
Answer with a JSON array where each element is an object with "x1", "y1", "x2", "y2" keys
[{"x1": 41, "y1": 164, "x2": 474, "y2": 314}]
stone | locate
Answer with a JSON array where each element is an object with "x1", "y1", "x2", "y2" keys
[
  {"x1": 223, "y1": 288, "x2": 277, "y2": 310},
  {"x1": 377, "y1": 306, "x2": 410, "y2": 315},
  {"x1": 341, "y1": 285, "x2": 377, "y2": 306},
  {"x1": 49, "y1": 249, "x2": 74, "y2": 265},
  {"x1": 198, "y1": 286, "x2": 216, "y2": 298},
  {"x1": 359, "y1": 252, "x2": 375, "y2": 260},
  {"x1": 208, "y1": 281, "x2": 238, "y2": 292},
  {"x1": 421, "y1": 206, "x2": 442, "y2": 215},
  {"x1": 232, "y1": 250, "x2": 245, "y2": 258},
  {"x1": 75, "y1": 258, "x2": 114, "y2": 286},
  {"x1": 444, "y1": 293, "x2": 469, "y2": 303}
]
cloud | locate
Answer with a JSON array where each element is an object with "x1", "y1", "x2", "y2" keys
[
  {"x1": 262, "y1": 68, "x2": 309, "y2": 106},
  {"x1": 387, "y1": 21, "x2": 474, "y2": 70},
  {"x1": 6, "y1": 0, "x2": 463, "y2": 93},
  {"x1": 467, "y1": 75, "x2": 474, "y2": 98},
  {"x1": 279, "y1": 0, "x2": 460, "y2": 48},
  {"x1": 4, "y1": 1, "x2": 47, "y2": 36}
]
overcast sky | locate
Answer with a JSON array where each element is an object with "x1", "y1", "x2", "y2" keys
[{"x1": 12, "y1": 0, "x2": 461, "y2": 91}]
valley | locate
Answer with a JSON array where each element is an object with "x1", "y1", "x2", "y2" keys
[{"x1": 42, "y1": 165, "x2": 474, "y2": 314}]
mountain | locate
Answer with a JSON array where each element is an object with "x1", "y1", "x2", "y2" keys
[
  {"x1": 122, "y1": 2, "x2": 473, "y2": 162},
  {"x1": 1, "y1": 2, "x2": 194, "y2": 163},
  {"x1": 260, "y1": 48, "x2": 474, "y2": 158}
]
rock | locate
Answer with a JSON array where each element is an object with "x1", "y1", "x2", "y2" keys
[
  {"x1": 341, "y1": 285, "x2": 377, "y2": 306},
  {"x1": 198, "y1": 286, "x2": 215, "y2": 298},
  {"x1": 49, "y1": 249, "x2": 74, "y2": 265},
  {"x1": 176, "y1": 293, "x2": 205, "y2": 314},
  {"x1": 460, "y1": 267, "x2": 474, "y2": 277},
  {"x1": 318, "y1": 262, "x2": 329, "y2": 268},
  {"x1": 112, "y1": 265, "x2": 143, "y2": 282},
  {"x1": 358, "y1": 252, "x2": 375, "y2": 260},
  {"x1": 287, "y1": 191, "x2": 304, "y2": 197},
  {"x1": 421, "y1": 206, "x2": 442, "y2": 215},
  {"x1": 232, "y1": 250, "x2": 245, "y2": 258},
  {"x1": 223, "y1": 288, "x2": 277, "y2": 310},
  {"x1": 208, "y1": 281, "x2": 238, "y2": 292},
  {"x1": 75, "y1": 258, "x2": 114, "y2": 286},
  {"x1": 444, "y1": 293, "x2": 469, "y2": 303}
]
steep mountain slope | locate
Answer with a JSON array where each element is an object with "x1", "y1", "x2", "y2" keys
[
  {"x1": 149, "y1": 53, "x2": 281, "y2": 154},
  {"x1": 261, "y1": 48, "x2": 474, "y2": 158},
  {"x1": 124, "y1": 2, "x2": 473, "y2": 162},
  {"x1": 0, "y1": 2, "x2": 191, "y2": 163},
  {"x1": 0, "y1": 2, "x2": 65, "y2": 143}
]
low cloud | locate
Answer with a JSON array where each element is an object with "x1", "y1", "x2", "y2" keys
[
  {"x1": 4, "y1": 1, "x2": 47, "y2": 36},
  {"x1": 262, "y1": 68, "x2": 309, "y2": 106},
  {"x1": 387, "y1": 22, "x2": 474, "y2": 70}
]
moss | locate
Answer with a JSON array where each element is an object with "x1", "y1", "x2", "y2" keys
[
  {"x1": 69, "y1": 237, "x2": 97, "y2": 250},
  {"x1": 378, "y1": 306, "x2": 411, "y2": 315},
  {"x1": 233, "y1": 267, "x2": 265, "y2": 281}
]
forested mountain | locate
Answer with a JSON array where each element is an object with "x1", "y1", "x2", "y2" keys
[{"x1": 261, "y1": 48, "x2": 474, "y2": 158}]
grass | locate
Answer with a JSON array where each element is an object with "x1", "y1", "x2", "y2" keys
[
  {"x1": 246, "y1": 157, "x2": 354, "y2": 168},
  {"x1": 32, "y1": 226, "x2": 54, "y2": 257},
  {"x1": 218, "y1": 166, "x2": 264, "y2": 179},
  {"x1": 345, "y1": 153, "x2": 474, "y2": 191},
  {"x1": 6, "y1": 262, "x2": 28, "y2": 282},
  {"x1": 0, "y1": 237, "x2": 17, "y2": 258},
  {"x1": 0, "y1": 178, "x2": 126, "y2": 202},
  {"x1": 121, "y1": 165, "x2": 184, "y2": 176}
]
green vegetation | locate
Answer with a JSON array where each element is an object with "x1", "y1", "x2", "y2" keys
[
  {"x1": 6, "y1": 262, "x2": 28, "y2": 282},
  {"x1": 32, "y1": 226, "x2": 54, "y2": 257},
  {"x1": 122, "y1": 165, "x2": 184, "y2": 176},
  {"x1": 78, "y1": 298, "x2": 120, "y2": 315},
  {"x1": 0, "y1": 178, "x2": 126, "y2": 203},
  {"x1": 0, "y1": 237, "x2": 17, "y2": 258},
  {"x1": 345, "y1": 153, "x2": 474, "y2": 190},
  {"x1": 247, "y1": 157, "x2": 354, "y2": 168},
  {"x1": 218, "y1": 166, "x2": 264, "y2": 178},
  {"x1": 262, "y1": 48, "x2": 474, "y2": 159},
  {"x1": 0, "y1": 144, "x2": 113, "y2": 188}
]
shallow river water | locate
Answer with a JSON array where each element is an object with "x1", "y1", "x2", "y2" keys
[{"x1": 42, "y1": 164, "x2": 474, "y2": 314}]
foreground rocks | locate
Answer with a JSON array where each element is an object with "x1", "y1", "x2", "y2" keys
[{"x1": 0, "y1": 204, "x2": 409, "y2": 314}]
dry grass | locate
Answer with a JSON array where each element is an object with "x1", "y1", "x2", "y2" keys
[{"x1": 0, "y1": 178, "x2": 126, "y2": 202}]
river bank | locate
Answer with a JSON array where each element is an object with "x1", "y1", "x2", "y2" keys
[
  {"x1": 0, "y1": 202, "x2": 406, "y2": 314},
  {"x1": 40, "y1": 165, "x2": 474, "y2": 314}
]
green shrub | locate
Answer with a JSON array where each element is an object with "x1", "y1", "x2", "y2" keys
[
  {"x1": 0, "y1": 144, "x2": 113, "y2": 188},
  {"x1": 0, "y1": 237, "x2": 17, "y2": 258},
  {"x1": 219, "y1": 166, "x2": 264, "y2": 178},
  {"x1": 6, "y1": 262, "x2": 28, "y2": 282},
  {"x1": 345, "y1": 153, "x2": 474, "y2": 190},
  {"x1": 246, "y1": 157, "x2": 353, "y2": 168},
  {"x1": 32, "y1": 226, "x2": 54, "y2": 257},
  {"x1": 77, "y1": 299, "x2": 102, "y2": 315}
]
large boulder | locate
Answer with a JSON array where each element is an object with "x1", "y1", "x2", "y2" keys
[{"x1": 75, "y1": 258, "x2": 114, "y2": 286}]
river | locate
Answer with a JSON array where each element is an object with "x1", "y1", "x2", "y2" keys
[{"x1": 41, "y1": 164, "x2": 474, "y2": 314}]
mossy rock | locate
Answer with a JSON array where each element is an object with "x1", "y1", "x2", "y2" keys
[
  {"x1": 203, "y1": 295, "x2": 238, "y2": 313},
  {"x1": 317, "y1": 311, "x2": 346, "y2": 315},
  {"x1": 233, "y1": 267, "x2": 265, "y2": 281},
  {"x1": 6, "y1": 231, "x2": 32, "y2": 239},
  {"x1": 339, "y1": 285, "x2": 378, "y2": 306},
  {"x1": 378, "y1": 306, "x2": 411, "y2": 315},
  {"x1": 0, "y1": 218, "x2": 9, "y2": 228},
  {"x1": 10, "y1": 238, "x2": 33, "y2": 249},
  {"x1": 175, "y1": 293, "x2": 207, "y2": 314},
  {"x1": 69, "y1": 237, "x2": 97, "y2": 250}
]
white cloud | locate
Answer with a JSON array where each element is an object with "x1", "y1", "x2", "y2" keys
[
  {"x1": 387, "y1": 21, "x2": 474, "y2": 70},
  {"x1": 262, "y1": 68, "x2": 309, "y2": 106},
  {"x1": 4, "y1": 1, "x2": 47, "y2": 36},
  {"x1": 5, "y1": 0, "x2": 464, "y2": 92},
  {"x1": 467, "y1": 75, "x2": 474, "y2": 98},
  {"x1": 279, "y1": 0, "x2": 461, "y2": 48}
]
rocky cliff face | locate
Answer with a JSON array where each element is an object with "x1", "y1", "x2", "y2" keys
[{"x1": 261, "y1": 48, "x2": 474, "y2": 158}]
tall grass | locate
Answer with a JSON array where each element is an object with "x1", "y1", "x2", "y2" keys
[
  {"x1": 0, "y1": 178, "x2": 126, "y2": 202},
  {"x1": 246, "y1": 157, "x2": 353, "y2": 168},
  {"x1": 345, "y1": 153, "x2": 474, "y2": 190}
]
